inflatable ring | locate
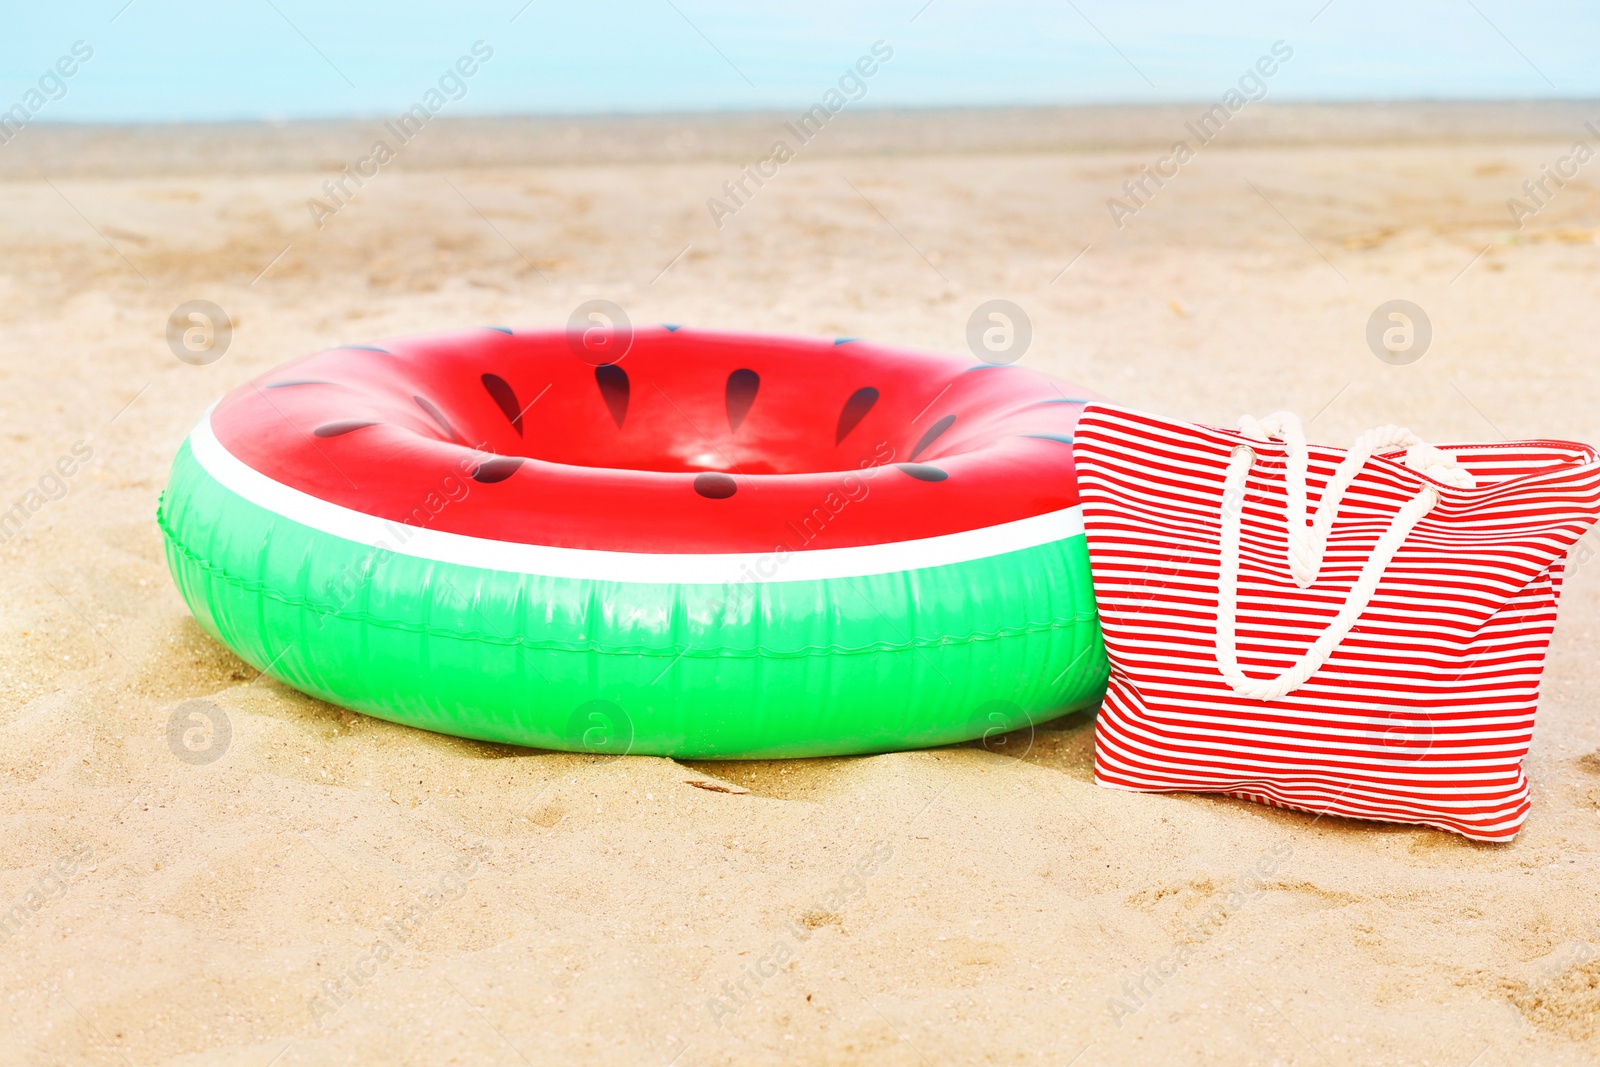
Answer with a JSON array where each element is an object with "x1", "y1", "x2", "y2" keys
[{"x1": 159, "y1": 327, "x2": 1107, "y2": 757}]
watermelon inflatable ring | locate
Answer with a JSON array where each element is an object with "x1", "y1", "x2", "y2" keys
[{"x1": 158, "y1": 326, "x2": 1108, "y2": 757}]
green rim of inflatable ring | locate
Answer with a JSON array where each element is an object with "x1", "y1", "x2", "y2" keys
[{"x1": 160, "y1": 439, "x2": 1106, "y2": 757}]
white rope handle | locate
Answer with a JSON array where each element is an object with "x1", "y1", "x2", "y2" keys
[{"x1": 1214, "y1": 411, "x2": 1476, "y2": 701}]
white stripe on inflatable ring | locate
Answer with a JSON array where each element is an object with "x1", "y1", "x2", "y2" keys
[{"x1": 189, "y1": 409, "x2": 1084, "y2": 585}]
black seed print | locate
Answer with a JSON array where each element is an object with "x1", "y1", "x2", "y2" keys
[
  {"x1": 694, "y1": 473, "x2": 737, "y2": 499},
  {"x1": 596, "y1": 364, "x2": 629, "y2": 428},
  {"x1": 336, "y1": 345, "x2": 391, "y2": 354},
  {"x1": 413, "y1": 395, "x2": 462, "y2": 442},
  {"x1": 481, "y1": 373, "x2": 523, "y2": 436},
  {"x1": 910, "y1": 414, "x2": 956, "y2": 462},
  {"x1": 471, "y1": 456, "x2": 524, "y2": 483},
  {"x1": 483, "y1": 326, "x2": 513, "y2": 335},
  {"x1": 896, "y1": 463, "x2": 948, "y2": 482},
  {"x1": 265, "y1": 379, "x2": 335, "y2": 389},
  {"x1": 313, "y1": 420, "x2": 378, "y2": 437},
  {"x1": 725, "y1": 369, "x2": 759, "y2": 431},
  {"x1": 1022, "y1": 432, "x2": 1075, "y2": 446},
  {"x1": 835, "y1": 387, "x2": 879, "y2": 444}
]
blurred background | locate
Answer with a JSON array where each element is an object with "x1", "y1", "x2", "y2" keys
[{"x1": 3, "y1": 0, "x2": 1597, "y2": 120}]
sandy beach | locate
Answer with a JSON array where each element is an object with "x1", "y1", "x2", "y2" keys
[{"x1": 3, "y1": 104, "x2": 1600, "y2": 1064}]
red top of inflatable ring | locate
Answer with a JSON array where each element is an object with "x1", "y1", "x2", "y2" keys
[{"x1": 208, "y1": 327, "x2": 1097, "y2": 554}]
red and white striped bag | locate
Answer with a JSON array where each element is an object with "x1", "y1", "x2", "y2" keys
[{"x1": 1073, "y1": 404, "x2": 1600, "y2": 841}]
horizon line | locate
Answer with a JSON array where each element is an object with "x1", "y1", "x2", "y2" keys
[{"x1": 10, "y1": 96, "x2": 1600, "y2": 129}]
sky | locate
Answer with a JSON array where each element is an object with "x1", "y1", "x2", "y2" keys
[{"x1": 0, "y1": 0, "x2": 1594, "y2": 123}]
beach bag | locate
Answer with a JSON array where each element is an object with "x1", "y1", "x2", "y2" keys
[{"x1": 1073, "y1": 404, "x2": 1600, "y2": 842}]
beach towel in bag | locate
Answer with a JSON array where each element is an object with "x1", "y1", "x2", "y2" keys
[{"x1": 1073, "y1": 404, "x2": 1600, "y2": 841}]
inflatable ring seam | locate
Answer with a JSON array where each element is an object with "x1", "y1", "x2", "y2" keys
[{"x1": 157, "y1": 505, "x2": 1099, "y2": 659}]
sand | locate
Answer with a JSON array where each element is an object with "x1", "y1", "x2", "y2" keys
[{"x1": 3, "y1": 105, "x2": 1600, "y2": 1065}]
